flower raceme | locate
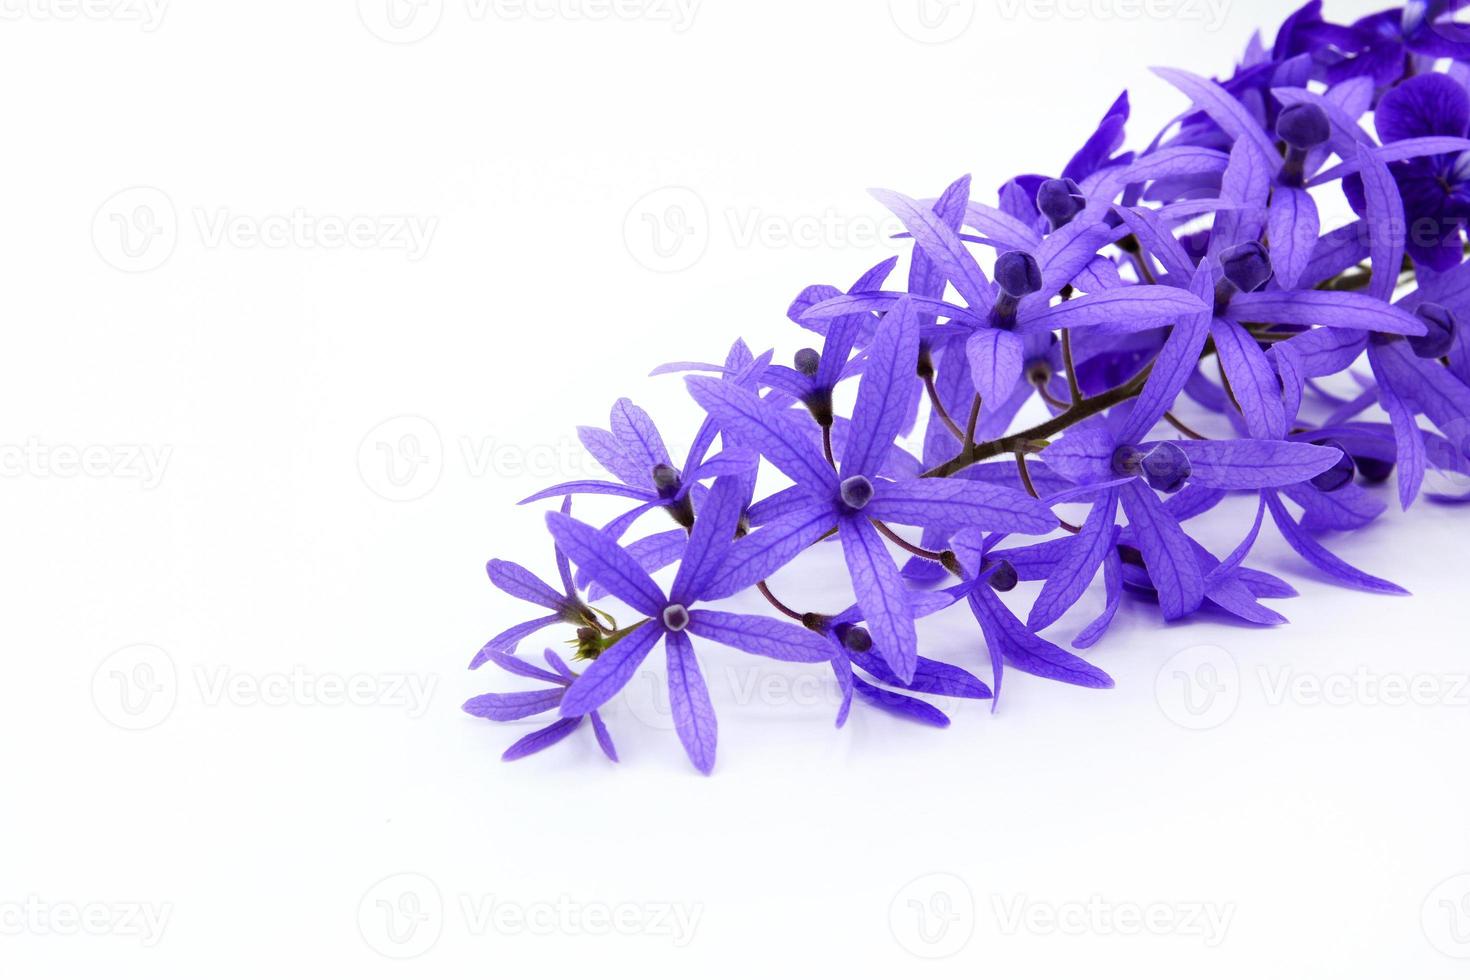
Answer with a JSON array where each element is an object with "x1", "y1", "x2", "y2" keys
[{"x1": 465, "y1": 1, "x2": 1470, "y2": 773}]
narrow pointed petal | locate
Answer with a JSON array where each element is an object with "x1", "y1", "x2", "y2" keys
[
  {"x1": 559, "y1": 620, "x2": 665, "y2": 716},
  {"x1": 686, "y1": 375, "x2": 837, "y2": 494},
  {"x1": 463, "y1": 688, "x2": 564, "y2": 722},
  {"x1": 546, "y1": 511, "x2": 666, "y2": 617},
  {"x1": 1028, "y1": 490, "x2": 1119, "y2": 630},
  {"x1": 685, "y1": 610, "x2": 834, "y2": 663},
  {"x1": 1266, "y1": 186, "x2": 1318, "y2": 291},
  {"x1": 971, "y1": 585, "x2": 1114, "y2": 688},
  {"x1": 1227, "y1": 292, "x2": 1427, "y2": 336},
  {"x1": 1120, "y1": 480, "x2": 1205, "y2": 620},
  {"x1": 501, "y1": 717, "x2": 583, "y2": 762},
  {"x1": 485, "y1": 559, "x2": 566, "y2": 610},
  {"x1": 839, "y1": 516, "x2": 918, "y2": 683},
  {"x1": 1117, "y1": 267, "x2": 1214, "y2": 444},
  {"x1": 869, "y1": 476, "x2": 1057, "y2": 534},
  {"x1": 469, "y1": 615, "x2": 564, "y2": 668},
  {"x1": 1178, "y1": 439, "x2": 1342, "y2": 489},
  {"x1": 1265, "y1": 493, "x2": 1408, "y2": 595},
  {"x1": 670, "y1": 474, "x2": 750, "y2": 604},
  {"x1": 965, "y1": 328, "x2": 1026, "y2": 413},
  {"x1": 665, "y1": 630, "x2": 717, "y2": 774},
  {"x1": 843, "y1": 297, "x2": 920, "y2": 480},
  {"x1": 702, "y1": 500, "x2": 837, "y2": 601},
  {"x1": 851, "y1": 676, "x2": 951, "y2": 727}
]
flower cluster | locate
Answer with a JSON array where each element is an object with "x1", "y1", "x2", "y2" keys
[{"x1": 466, "y1": 1, "x2": 1470, "y2": 772}]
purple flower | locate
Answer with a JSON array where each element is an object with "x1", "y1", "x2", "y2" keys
[
  {"x1": 463, "y1": 648, "x2": 618, "y2": 763},
  {"x1": 689, "y1": 299, "x2": 1057, "y2": 682},
  {"x1": 466, "y1": 2, "x2": 1470, "y2": 771},
  {"x1": 544, "y1": 475, "x2": 832, "y2": 774}
]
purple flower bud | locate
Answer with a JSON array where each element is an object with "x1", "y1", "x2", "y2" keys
[
  {"x1": 1410, "y1": 302, "x2": 1457, "y2": 359},
  {"x1": 1356, "y1": 455, "x2": 1394, "y2": 484},
  {"x1": 1112, "y1": 444, "x2": 1145, "y2": 477},
  {"x1": 1036, "y1": 178, "x2": 1085, "y2": 229},
  {"x1": 839, "y1": 475, "x2": 874, "y2": 511},
  {"x1": 1309, "y1": 440, "x2": 1355, "y2": 492},
  {"x1": 794, "y1": 347, "x2": 821, "y2": 376},
  {"x1": 662, "y1": 603, "x2": 690, "y2": 632},
  {"x1": 995, "y1": 250, "x2": 1043, "y2": 298},
  {"x1": 1219, "y1": 241, "x2": 1273, "y2": 295},
  {"x1": 1275, "y1": 103, "x2": 1330, "y2": 151},
  {"x1": 1141, "y1": 442, "x2": 1191, "y2": 493},
  {"x1": 652, "y1": 463, "x2": 681, "y2": 495},
  {"x1": 835, "y1": 623, "x2": 872, "y2": 652},
  {"x1": 986, "y1": 559, "x2": 1019, "y2": 592}
]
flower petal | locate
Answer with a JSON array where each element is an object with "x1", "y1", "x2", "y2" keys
[
  {"x1": 546, "y1": 511, "x2": 666, "y2": 617},
  {"x1": 665, "y1": 630, "x2": 717, "y2": 774},
  {"x1": 839, "y1": 516, "x2": 918, "y2": 683},
  {"x1": 685, "y1": 609, "x2": 834, "y2": 663}
]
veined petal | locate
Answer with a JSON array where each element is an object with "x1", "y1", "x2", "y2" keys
[
  {"x1": 545, "y1": 512, "x2": 666, "y2": 617},
  {"x1": 843, "y1": 297, "x2": 920, "y2": 480},
  {"x1": 1120, "y1": 480, "x2": 1204, "y2": 620},
  {"x1": 485, "y1": 559, "x2": 565, "y2": 610},
  {"x1": 1150, "y1": 67, "x2": 1279, "y2": 161},
  {"x1": 665, "y1": 630, "x2": 717, "y2": 774},
  {"x1": 685, "y1": 609, "x2": 834, "y2": 663},
  {"x1": 670, "y1": 474, "x2": 750, "y2": 605},
  {"x1": 1023, "y1": 285, "x2": 1208, "y2": 334},
  {"x1": 840, "y1": 516, "x2": 918, "y2": 683},
  {"x1": 869, "y1": 188, "x2": 995, "y2": 311},
  {"x1": 1211, "y1": 316, "x2": 1287, "y2": 438},
  {"x1": 686, "y1": 375, "x2": 837, "y2": 494},
  {"x1": 1227, "y1": 291, "x2": 1427, "y2": 336},
  {"x1": 559, "y1": 620, "x2": 665, "y2": 716},
  {"x1": 1117, "y1": 267, "x2": 1215, "y2": 444},
  {"x1": 1266, "y1": 186, "x2": 1319, "y2": 291},
  {"x1": 1028, "y1": 489, "x2": 1120, "y2": 630},
  {"x1": 1179, "y1": 439, "x2": 1342, "y2": 489},
  {"x1": 869, "y1": 476, "x2": 1057, "y2": 534},
  {"x1": 1265, "y1": 493, "x2": 1408, "y2": 595},
  {"x1": 463, "y1": 688, "x2": 564, "y2": 722},
  {"x1": 702, "y1": 500, "x2": 836, "y2": 601},
  {"x1": 965, "y1": 328, "x2": 1026, "y2": 413},
  {"x1": 501, "y1": 717, "x2": 583, "y2": 762}
]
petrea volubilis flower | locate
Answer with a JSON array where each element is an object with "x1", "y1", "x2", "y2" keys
[{"x1": 465, "y1": 1, "x2": 1470, "y2": 773}]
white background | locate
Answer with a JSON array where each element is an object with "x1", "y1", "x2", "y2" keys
[{"x1": 4, "y1": 0, "x2": 1470, "y2": 976}]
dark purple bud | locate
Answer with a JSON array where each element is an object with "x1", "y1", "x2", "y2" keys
[
  {"x1": 651, "y1": 463, "x2": 681, "y2": 494},
  {"x1": 1309, "y1": 439, "x2": 1355, "y2": 492},
  {"x1": 1036, "y1": 178, "x2": 1085, "y2": 229},
  {"x1": 794, "y1": 347, "x2": 821, "y2": 376},
  {"x1": 1219, "y1": 242, "x2": 1273, "y2": 295},
  {"x1": 839, "y1": 475, "x2": 874, "y2": 511},
  {"x1": 1275, "y1": 103, "x2": 1331, "y2": 151},
  {"x1": 1410, "y1": 302, "x2": 1457, "y2": 359},
  {"x1": 986, "y1": 559, "x2": 1019, "y2": 592},
  {"x1": 835, "y1": 623, "x2": 872, "y2": 653},
  {"x1": 995, "y1": 250, "x2": 1043, "y2": 298},
  {"x1": 1141, "y1": 442, "x2": 1191, "y2": 493},
  {"x1": 1355, "y1": 455, "x2": 1394, "y2": 484},
  {"x1": 1112, "y1": 444, "x2": 1145, "y2": 477},
  {"x1": 662, "y1": 603, "x2": 689, "y2": 632}
]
